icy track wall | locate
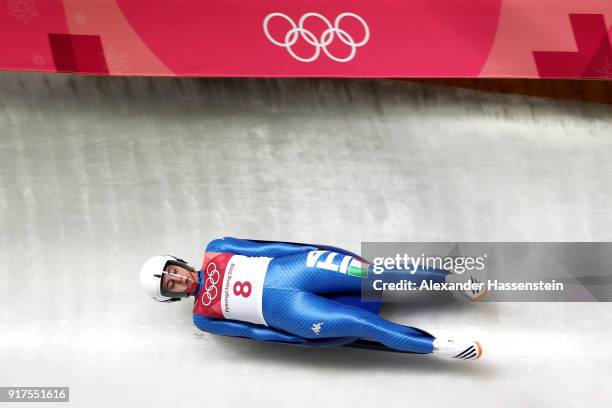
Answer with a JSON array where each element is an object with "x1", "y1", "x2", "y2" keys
[{"x1": 1, "y1": 73, "x2": 611, "y2": 407}]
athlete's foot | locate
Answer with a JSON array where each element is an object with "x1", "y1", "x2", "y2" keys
[
  {"x1": 432, "y1": 338, "x2": 483, "y2": 361},
  {"x1": 463, "y1": 274, "x2": 489, "y2": 301},
  {"x1": 445, "y1": 270, "x2": 489, "y2": 302}
]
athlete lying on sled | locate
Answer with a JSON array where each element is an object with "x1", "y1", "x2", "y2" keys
[{"x1": 140, "y1": 237, "x2": 485, "y2": 360}]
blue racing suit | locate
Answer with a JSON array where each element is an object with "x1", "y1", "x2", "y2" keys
[{"x1": 192, "y1": 237, "x2": 448, "y2": 354}]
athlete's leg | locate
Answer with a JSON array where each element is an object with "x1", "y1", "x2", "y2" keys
[
  {"x1": 263, "y1": 251, "x2": 483, "y2": 359},
  {"x1": 264, "y1": 288, "x2": 434, "y2": 354},
  {"x1": 326, "y1": 293, "x2": 381, "y2": 315},
  {"x1": 263, "y1": 289, "x2": 482, "y2": 359}
]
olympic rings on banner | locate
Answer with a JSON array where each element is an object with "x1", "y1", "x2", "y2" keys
[{"x1": 263, "y1": 12, "x2": 370, "y2": 63}]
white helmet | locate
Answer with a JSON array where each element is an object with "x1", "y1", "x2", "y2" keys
[{"x1": 140, "y1": 255, "x2": 192, "y2": 302}]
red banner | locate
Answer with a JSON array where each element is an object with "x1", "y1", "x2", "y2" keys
[{"x1": 1, "y1": 0, "x2": 611, "y2": 78}]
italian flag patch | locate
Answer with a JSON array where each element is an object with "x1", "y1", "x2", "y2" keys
[{"x1": 348, "y1": 259, "x2": 369, "y2": 277}]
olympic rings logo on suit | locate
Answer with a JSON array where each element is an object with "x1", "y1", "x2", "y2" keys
[
  {"x1": 263, "y1": 12, "x2": 370, "y2": 63},
  {"x1": 201, "y1": 262, "x2": 221, "y2": 306}
]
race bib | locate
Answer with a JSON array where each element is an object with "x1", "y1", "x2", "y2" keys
[{"x1": 194, "y1": 253, "x2": 271, "y2": 326}]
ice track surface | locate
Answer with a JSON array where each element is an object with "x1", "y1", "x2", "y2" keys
[{"x1": 1, "y1": 73, "x2": 611, "y2": 407}]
